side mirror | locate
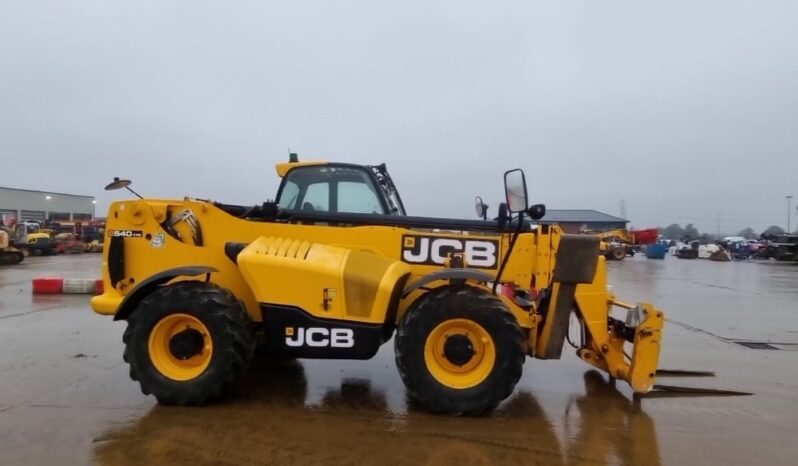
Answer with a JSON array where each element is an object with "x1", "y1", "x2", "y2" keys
[
  {"x1": 104, "y1": 177, "x2": 143, "y2": 199},
  {"x1": 474, "y1": 196, "x2": 489, "y2": 220},
  {"x1": 504, "y1": 169, "x2": 528, "y2": 213},
  {"x1": 526, "y1": 204, "x2": 546, "y2": 221},
  {"x1": 104, "y1": 177, "x2": 132, "y2": 191}
]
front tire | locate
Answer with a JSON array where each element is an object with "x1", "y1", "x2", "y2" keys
[
  {"x1": 609, "y1": 247, "x2": 626, "y2": 261},
  {"x1": 123, "y1": 282, "x2": 255, "y2": 405},
  {"x1": 395, "y1": 285, "x2": 524, "y2": 415}
]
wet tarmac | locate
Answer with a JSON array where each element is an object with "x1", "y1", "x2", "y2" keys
[{"x1": 1, "y1": 255, "x2": 796, "y2": 465}]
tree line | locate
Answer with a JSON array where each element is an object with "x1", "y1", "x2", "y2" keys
[{"x1": 658, "y1": 224, "x2": 790, "y2": 241}]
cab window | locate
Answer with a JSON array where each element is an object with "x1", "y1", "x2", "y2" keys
[
  {"x1": 302, "y1": 182, "x2": 330, "y2": 211},
  {"x1": 338, "y1": 181, "x2": 382, "y2": 214},
  {"x1": 276, "y1": 165, "x2": 386, "y2": 214},
  {"x1": 277, "y1": 181, "x2": 300, "y2": 209}
]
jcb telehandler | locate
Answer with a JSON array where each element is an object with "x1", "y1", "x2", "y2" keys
[{"x1": 92, "y1": 157, "x2": 664, "y2": 415}]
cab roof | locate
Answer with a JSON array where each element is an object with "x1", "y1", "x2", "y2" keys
[{"x1": 274, "y1": 161, "x2": 328, "y2": 178}]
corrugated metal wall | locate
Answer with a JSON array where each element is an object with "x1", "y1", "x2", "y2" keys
[
  {"x1": 20, "y1": 210, "x2": 46, "y2": 222},
  {"x1": 0, "y1": 187, "x2": 94, "y2": 221}
]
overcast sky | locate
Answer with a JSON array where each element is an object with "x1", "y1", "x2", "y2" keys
[{"x1": 2, "y1": 1, "x2": 797, "y2": 234}]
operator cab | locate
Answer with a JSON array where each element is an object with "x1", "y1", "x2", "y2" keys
[
  {"x1": 219, "y1": 155, "x2": 543, "y2": 232},
  {"x1": 14, "y1": 222, "x2": 40, "y2": 243},
  {"x1": 275, "y1": 162, "x2": 406, "y2": 216}
]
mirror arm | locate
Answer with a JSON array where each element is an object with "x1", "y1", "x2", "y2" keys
[
  {"x1": 125, "y1": 186, "x2": 144, "y2": 199},
  {"x1": 492, "y1": 210, "x2": 524, "y2": 294}
]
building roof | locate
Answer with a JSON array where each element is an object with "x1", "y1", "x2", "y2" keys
[
  {"x1": 541, "y1": 209, "x2": 628, "y2": 224},
  {"x1": 0, "y1": 186, "x2": 95, "y2": 199}
]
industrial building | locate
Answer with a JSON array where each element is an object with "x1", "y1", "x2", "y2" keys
[
  {"x1": 542, "y1": 209, "x2": 628, "y2": 233},
  {"x1": 0, "y1": 186, "x2": 96, "y2": 224}
]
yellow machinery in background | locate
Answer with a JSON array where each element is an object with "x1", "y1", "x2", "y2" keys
[
  {"x1": 0, "y1": 229, "x2": 24, "y2": 265},
  {"x1": 594, "y1": 228, "x2": 658, "y2": 261},
  {"x1": 12, "y1": 222, "x2": 59, "y2": 256},
  {"x1": 92, "y1": 157, "x2": 666, "y2": 415}
]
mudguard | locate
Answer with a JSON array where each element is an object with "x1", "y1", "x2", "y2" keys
[
  {"x1": 402, "y1": 269, "x2": 495, "y2": 297},
  {"x1": 109, "y1": 266, "x2": 218, "y2": 320}
]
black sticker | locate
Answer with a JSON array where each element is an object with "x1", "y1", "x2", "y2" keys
[
  {"x1": 401, "y1": 234, "x2": 499, "y2": 269},
  {"x1": 108, "y1": 229, "x2": 144, "y2": 238}
]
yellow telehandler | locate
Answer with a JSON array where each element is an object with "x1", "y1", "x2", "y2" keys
[
  {"x1": 92, "y1": 157, "x2": 666, "y2": 414},
  {"x1": 591, "y1": 228, "x2": 658, "y2": 261}
]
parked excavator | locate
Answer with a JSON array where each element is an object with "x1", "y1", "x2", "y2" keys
[
  {"x1": 12, "y1": 221, "x2": 59, "y2": 256},
  {"x1": 0, "y1": 229, "x2": 25, "y2": 265}
]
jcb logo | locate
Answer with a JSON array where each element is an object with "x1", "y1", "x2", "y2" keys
[
  {"x1": 285, "y1": 327, "x2": 355, "y2": 348},
  {"x1": 401, "y1": 235, "x2": 498, "y2": 269}
]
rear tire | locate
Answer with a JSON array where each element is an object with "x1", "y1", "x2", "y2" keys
[
  {"x1": 123, "y1": 282, "x2": 255, "y2": 405},
  {"x1": 395, "y1": 285, "x2": 524, "y2": 415}
]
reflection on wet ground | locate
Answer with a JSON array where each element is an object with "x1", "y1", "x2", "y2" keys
[
  {"x1": 607, "y1": 257, "x2": 798, "y2": 345},
  {"x1": 93, "y1": 354, "x2": 659, "y2": 466},
  {"x1": 1, "y1": 255, "x2": 797, "y2": 465}
]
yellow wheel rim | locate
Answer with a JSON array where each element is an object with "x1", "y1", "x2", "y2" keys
[
  {"x1": 148, "y1": 313, "x2": 213, "y2": 381},
  {"x1": 424, "y1": 318, "x2": 495, "y2": 389}
]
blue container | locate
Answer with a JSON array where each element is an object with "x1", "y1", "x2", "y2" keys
[{"x1": 645, "y1": 243, "x2": 668, "y2": 259}]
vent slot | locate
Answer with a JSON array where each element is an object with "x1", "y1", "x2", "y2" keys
[{"x1": 253, "y1": 236, "x2": 312, "y2": 259}]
